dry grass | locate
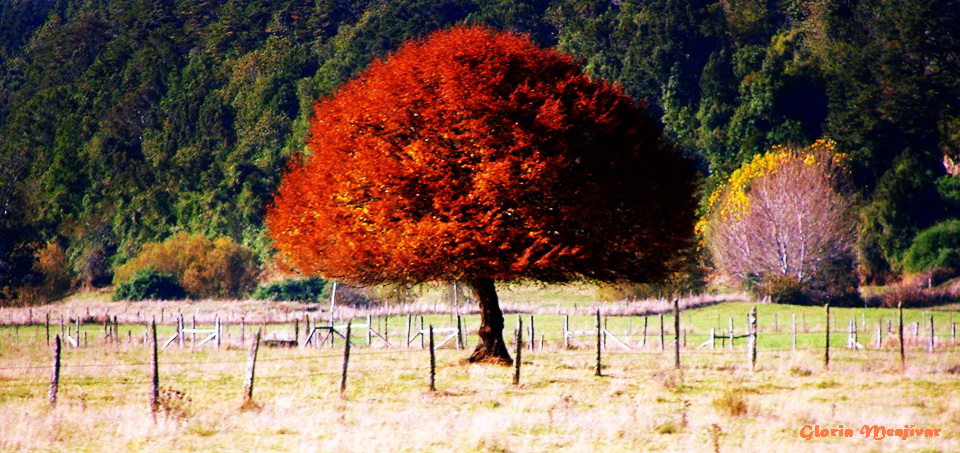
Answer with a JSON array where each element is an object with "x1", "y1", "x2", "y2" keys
[{"x1": 2, "y1": 327, "x2": 960, "y2": 452}]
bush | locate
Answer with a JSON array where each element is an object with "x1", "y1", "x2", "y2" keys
[
  {"x1": 113, "y1": 269, "x2": 186, "y2": 301},
  {"x1": 13, "y1": 243, "x2": 74, "y2": 305},
  {"x1": 252, "y1": 277, "x2": 327, "y2": 302},
  {"x1": 114, "y1": 233, "x2": 259, "y2": 299},
  {"x1": 901, "y1": 219, "x2": 960, "y2": 273},
  {"x1": 757, "y1": 274, "x2": 807, "y2": 304}
]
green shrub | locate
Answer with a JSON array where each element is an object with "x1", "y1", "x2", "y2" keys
[
  {"x1": 901, "y1": 219, "x2": 960, "y2": 273},
  {"x1": 114, "y1": 269, "x2": 186, "y2": 301},
  {"x1": 252, "y1": 277, "x2": 327, "y2": 302},
  {"x1": 114, "y1": 233, "x2": 259, "y2": 299}
]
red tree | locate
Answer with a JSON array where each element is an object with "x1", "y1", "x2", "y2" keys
[{"x1": 266, "y1": 26, "x2": 697, "y2": 364}]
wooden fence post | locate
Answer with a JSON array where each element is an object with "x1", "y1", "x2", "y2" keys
[
  {"x1": 876, "y1": 320, "x2": 883, "y2": 349},
  {"x1": 928, "y1": 315, "x2": 935, "y2": 353},
  {"x1": 367, "y1": 315, "x2": 373, "y2": 346},
  {"x1": 49, "y1": 334, "x2": 61, "y2": 408},
  {"x1": 673, "y1": 299, "x2": 681, "y2": 370},
  {"x1": 514, "y1": 317, "x2": 522, "y2": 385},
  {"x1": 710, "y1": 328, "x2": 715, "y2": 349},
  {"x1": 429, "y1": 325, "x2": 436, "y2": 392},
  {"x1": 216, "y1": 315, "x2": 222, "y2": 349},
  {"x1": 243, "y1": 329, "x2": 262, "y2": 406},
  {"x1": 728, "y1": 317, "x2": 735, "y2": 349},
  {"x1": 792, "y1": 313, "x2": 797, "y2": 351},
  {"x1": 847, "y1": 319, "x2": 853, "y2": 349},
  {"x1": 748, "y1": 306, "x2": 757, "y2": 372},
  {"x1": 456, "y1": 315, "x2": 464, "y2": 350},
  {"x1": 178, "y1": 315, "x2": 185, "y2": 348},
  {"x1": 603, "y1": 317, "x2": 608, "y2": 349},
  {"x1": 150, "y1": 319, "x2": 159, "y2": 419},
  {"x1": 659, "y1": 313, "x2": 665, "y2": 352},
  {"x1": 642, "y1": 315, "x2": 648, "y2": 348},
  {"x1": 528, "y1": 315, "x2": 535, "y2": 352},
  {"x1": 898, "y1": 302, "x2": 905, "y2": 372},
  {"x1": 405, "y1": 314, "x2": 412, "y2": 350},
  {"x1": 595, "y1": 309, "x2": 602, "y2": 377},
  {"x1": 563, "y1": 314, "x2": 570, "y2": 350},
  {"x1": 952, "y1": 322, "x2": 957, "y2": 343},
  {"x1": 340, "y1": 321, "x2": 352, "y2": 398},
  {"x1": 294, "y1": 318, "x2": 299, "y2": 345},
  {"x1": 46, "y1": 313, "x2": 50, "y2": 346},
  {"x1": 824, "y1": 304, "x2": 830, "y2": 370},
  {"x1": 419, "y1": 316, "x2": 425, "y2": 349}
]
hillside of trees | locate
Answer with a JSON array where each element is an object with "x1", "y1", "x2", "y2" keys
[{"x1": 1, "y1": 0, "x2": 959, "y2": 303}]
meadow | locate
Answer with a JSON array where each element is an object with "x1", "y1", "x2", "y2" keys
[{"x1": 1, "y1": 288, "x2": 959, "y2": 452}]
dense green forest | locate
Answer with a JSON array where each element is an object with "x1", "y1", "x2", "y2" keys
[{"x1": 1, "y1": 0, "x2": 958, "y2": 302}]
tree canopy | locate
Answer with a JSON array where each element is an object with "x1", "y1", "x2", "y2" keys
[
  {"x1": 267, "y1": 26, "x2": 697, "y2": 285},
  {"x1": 267, "y1": 26, "x2": 698, "y2": 362}
]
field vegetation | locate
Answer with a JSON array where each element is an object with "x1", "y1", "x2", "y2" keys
[{"x1": 1, "y1": 293, "x2": 959, "y2": 451}]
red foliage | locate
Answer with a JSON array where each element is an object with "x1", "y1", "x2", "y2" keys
[{"x1": 266, "y1": 26, "x2": 697, "y2": 285}]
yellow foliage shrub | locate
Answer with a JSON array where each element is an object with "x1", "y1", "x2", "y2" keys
[{"x1": 114, "y1": 233, "x2": 260, "y2": 299}]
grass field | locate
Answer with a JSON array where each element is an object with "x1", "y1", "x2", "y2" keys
[{"x1": 2, "y1": 292, "x2": 960, "y2": 452}]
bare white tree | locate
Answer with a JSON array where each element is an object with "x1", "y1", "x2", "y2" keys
[{"x1": 707, "y1": 155, "x2": 857, "y2": 299}]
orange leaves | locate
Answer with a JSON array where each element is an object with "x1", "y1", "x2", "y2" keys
[{"x1": 265, "y1": 26, "x2": 698, "y2": 284}]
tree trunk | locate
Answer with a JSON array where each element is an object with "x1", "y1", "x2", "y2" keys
[{"x1": 467, "y1": 278, "x2": 513, "y2": 366}]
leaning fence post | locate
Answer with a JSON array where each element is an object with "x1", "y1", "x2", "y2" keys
[
  {"x1": 595, "y1": 309, "x2": 602, "y2": 377},
  {"x1": 243, "y1": 329, "x2": 262, "y2": 406},
  {"x1": 150, "y1": 319, "x2": 159, "y2": 420},
  {"x1": 340, "y1": 321, "x2": 352, "y2": 398},
  {"x1": 824, "y1": 304, "x2": 830, "y2": 370},
  {"x1": 748, "y1": 306, "x2": 757, "y2": 372},
  {"x1": 898, "y1": 302, "x2": 905, "y2": 372},
  {"x1": 673, "y1": 299, "x2": 681, "y2": 369},
  {"x1": 514, "y1": 317, "x2": 522, "y2": 385},
  {"x1": 49, "y1": 334, "x2": 61, "y2": 408},
  {"x1": 429, "y1": 325, "x2": 436, "y2": 392}
]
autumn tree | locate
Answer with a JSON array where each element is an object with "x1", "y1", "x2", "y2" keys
[
  {"x1": 266, "y1": 26, "x2": 698, "y2": 364},
  {"x1": 701, "y1": 140, "x2": 857, "y2": 303}
]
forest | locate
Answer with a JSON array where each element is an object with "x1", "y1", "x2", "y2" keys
[{"x1": 1, "y1": 0, "x2": 959, "y2": 305}]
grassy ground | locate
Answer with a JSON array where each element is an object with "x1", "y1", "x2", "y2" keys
[
  {"x1": 2, "y1": 295, "x2": 960, "y2": 452},
  {"x1": 0, "y1": 286, "x2": 960, "y2": 451}
]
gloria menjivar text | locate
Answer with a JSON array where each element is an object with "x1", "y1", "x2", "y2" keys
[{"x1": 800, "y1": 424, "x2": 942, "y2": 440}]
